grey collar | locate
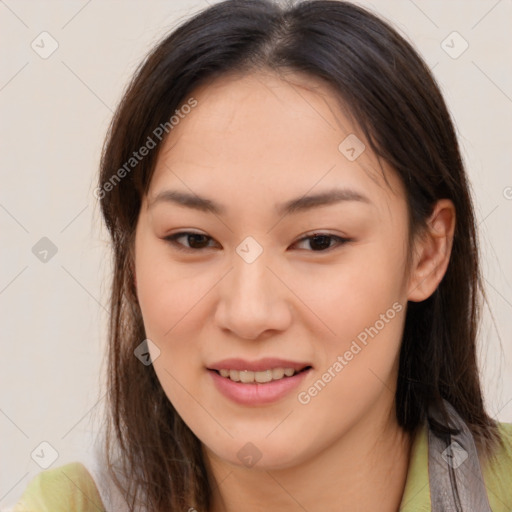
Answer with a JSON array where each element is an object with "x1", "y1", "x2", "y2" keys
[{"x1": 428, "y1": 399, "x2": 492, "y2": 511}]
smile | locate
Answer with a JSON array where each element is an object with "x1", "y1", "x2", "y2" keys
[
  {"x1": 207, "y1": 358, "x2": 313, "y2": 404},
  {"x1": 216, "y1": 367, "x2": 310, "y2": 383}
]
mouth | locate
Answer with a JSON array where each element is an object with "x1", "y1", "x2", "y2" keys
[
  {"x1": 207, "y1": 361, "x2": 313, "y2": 405},
  {"x1": 210, "y1": 366, "x2": 312, "y2": 384}
]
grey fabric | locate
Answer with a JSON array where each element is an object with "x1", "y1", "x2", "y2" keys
[{"x1": 428, "y1": 399, "x2": 492, "y2": 511}]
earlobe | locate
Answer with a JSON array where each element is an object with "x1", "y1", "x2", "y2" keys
[{"x1": 407, "y1": 199, "x2": 456, "y2": 302}]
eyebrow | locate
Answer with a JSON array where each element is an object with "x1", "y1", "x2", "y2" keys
[{"x1": 149, "y1": 188, "x2": 371, "y2": 216}]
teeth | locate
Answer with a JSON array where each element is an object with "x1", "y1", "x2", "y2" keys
[
  {"x1": 255, "y1": 370, "x2": 273, "y2": 383},
  {"x1": 272, "y1": 368, "x2": 284, "y2": 379},
  {"x1": 239, "y1": 370, "x2": 254, "y2": 383},
  {"x1": 217, "y1": 367, "x2": 302, "y2": 383}
]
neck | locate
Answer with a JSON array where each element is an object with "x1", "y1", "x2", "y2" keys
[{"x1": 205, "y1": 401, "x2": 413, "y2": 512}]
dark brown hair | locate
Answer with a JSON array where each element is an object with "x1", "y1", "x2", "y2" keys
[{"x1": 97, "y1": 0, "x2": 501, "y2": 509}]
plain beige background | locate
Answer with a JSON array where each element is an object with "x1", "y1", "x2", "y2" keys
[{"x1": 1, "y1": 0, "x2": 511, "y2": 507}]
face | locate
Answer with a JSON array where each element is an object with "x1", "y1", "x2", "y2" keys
[{"x1": 134, "y1": 70, "x2": 413, "y2": 470}]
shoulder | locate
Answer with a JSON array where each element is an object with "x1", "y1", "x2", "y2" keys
[
  {"x1": 400, "y1": 420, "x2": 512, "y2": 511},
  {"x1": 496, "y1": 421, "x2": 512, "y2": 448},
  {"x1": 482, "y1": 422, "x2": 512, "y2": 510},
  {"x1": 11, "y1": 461, "x2": 107, "y2": 512}
]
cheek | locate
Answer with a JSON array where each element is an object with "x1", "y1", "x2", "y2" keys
[
  {"x1": 134, "y1": 243, "x2": 211, "y2": 417},
  {"x1": 135, "y1": 237, "x2": 206, "y2": 341},
  {"x1": 292, "y1": 252, "x2": 407, "y2": 444},
  {"x1": 137, "y1": 271, "x2": 199, "y2": 341},
  {"x1": 290, "y1": 237, "x2": 407, "y2": 420},
  {"x1": 293, "y1": 238, "x2": 407, "y2": 347}
]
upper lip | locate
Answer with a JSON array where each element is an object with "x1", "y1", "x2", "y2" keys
[{"x1": 207, "y1": 358, "x2": 312, "y2": 372}]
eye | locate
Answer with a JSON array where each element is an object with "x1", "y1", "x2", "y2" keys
[
  {"x1": 164, "y1": 231, "x2": 350, "y2": 253},
  {"x1": 164, "y1": 231, "x2": 218, "y2": 252},
  {"x1": 292, "y1": 232, "x2": 351, "y2": 252}
]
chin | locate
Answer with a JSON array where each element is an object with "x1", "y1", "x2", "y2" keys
[{"x1": 202, "y1": 433, "x2": 311, "y2": 472}]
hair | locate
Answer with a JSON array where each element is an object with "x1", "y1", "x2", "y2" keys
[{"x1": 97, "y1": 0, "x2": 502, "y2": 509}]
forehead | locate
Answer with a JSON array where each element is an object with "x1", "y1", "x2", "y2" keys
[{"x1": 146, "y1": 70, "x2": 405, "y2": 218}]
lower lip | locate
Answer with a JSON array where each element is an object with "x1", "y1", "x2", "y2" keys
[{"x1": 209, "y1": 369, "x2": 311, "y2": 406}]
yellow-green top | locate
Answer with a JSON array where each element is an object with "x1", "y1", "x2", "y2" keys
[{"x1": 11, "y1": 422, "x2": 512, "y2": 511}]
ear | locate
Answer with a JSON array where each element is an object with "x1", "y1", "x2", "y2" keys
[{"x1": 407, "y1": 199, "x2": 456, "y2": 302}]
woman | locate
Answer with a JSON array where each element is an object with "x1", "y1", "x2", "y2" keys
[{"x1": 13, "y1": 0, "x2": 512, "y2": 510}]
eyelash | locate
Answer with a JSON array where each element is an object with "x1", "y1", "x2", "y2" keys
[{"x1": 163, "y1": 231, "x2": 351, "y2": 253}]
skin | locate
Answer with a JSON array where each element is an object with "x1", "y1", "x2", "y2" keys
[{"x1": 133, "y1": 69, "x2": 455, "y2": 511}]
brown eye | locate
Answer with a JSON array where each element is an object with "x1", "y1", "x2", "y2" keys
[
  {"x1": 293, "y1": 233, "x2": 351, "y2": 252},
  {"x1": 164, "y1": 232, "x2": 217, "y2": 252}
]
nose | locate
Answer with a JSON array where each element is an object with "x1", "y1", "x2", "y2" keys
[{"x1": 214, "y1": 250, "x2": 292, "y2": 341}]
